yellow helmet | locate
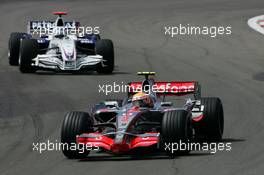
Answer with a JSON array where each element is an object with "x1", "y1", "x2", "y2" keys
[{"x1": 132, "y1": 92, "x2": 154, "y2": 108}]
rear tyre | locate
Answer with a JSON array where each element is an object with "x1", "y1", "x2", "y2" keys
[
  {"x1": 161, "y1": 110, "x2": 192, "y2": 156},
  {"x1": 61, "y1": 111, "x2": 93, "y2": 159},
  {"x1": 194, "y1": 97, "x2": 224, "y2": 142},
  {"x1": 96, "y1": 39, "x2": 114, "y2": 74},
  {"x1": 8, "y1": 32, "x2": 26, "y2": 66},
  {"x1": 19, "y1": 39, "x2": 38, "y2": 73}
]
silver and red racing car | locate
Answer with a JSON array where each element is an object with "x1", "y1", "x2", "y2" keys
[{"x1": 61, "y1": 72, "x2": 224, "y2": 158}]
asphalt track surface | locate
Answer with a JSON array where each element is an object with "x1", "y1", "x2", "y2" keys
[{"x1": 1, "y1": 0, "x2": 264, "y2": 175}]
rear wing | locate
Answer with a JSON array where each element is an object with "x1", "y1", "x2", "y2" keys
[
  {"x1": 27, "y1": 21, "x2": 80, "y2": 34},
  {"x1": 128, "y1": 81, "x2": 201, "y2": 99}
]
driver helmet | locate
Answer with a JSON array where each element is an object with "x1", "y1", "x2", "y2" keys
[{"x1": 131, "y1": 92, "x2": 154, "y2": 108}]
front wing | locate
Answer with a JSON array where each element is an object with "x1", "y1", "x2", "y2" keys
[
  {"x1": 32, "y1": 54, "x2": 103, "y2": 70},
  {"x1": 76, "y1": 132, "x2": 159, "y2": 153}
]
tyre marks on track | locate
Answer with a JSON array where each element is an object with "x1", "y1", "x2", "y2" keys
[
  {"x1": 0, "y1": 113, "x2": 44, "y2": 174},
  {"x1": 142, "y1": 48, "x2": 154, "y2": 71},
  {"x1": 30, "y1": 113, "x2": 44, "y2": 143},
  {"x1": 0, "y1": 50, "x2": 9, "y2": 71},
  {"x1": 0, "y1": 116, "x2": 27, "y2": 173}
]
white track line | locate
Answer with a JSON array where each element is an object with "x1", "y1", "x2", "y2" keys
[{"x1": 248, "y1": 15, "x2": 264, "y2": 35}]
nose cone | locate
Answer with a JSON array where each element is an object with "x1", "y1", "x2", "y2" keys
[{"x1": 62, "y1": 41, "x2": 76, "y2": 60}]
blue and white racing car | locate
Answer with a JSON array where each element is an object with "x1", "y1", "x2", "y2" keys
[{"x1": 8, "y1": 12, "x2": 114, "y2": 73}]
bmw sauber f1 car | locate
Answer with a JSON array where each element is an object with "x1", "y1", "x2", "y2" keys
[
  {"x1": 8, "y1": 12, "x2": 114, "y2": 73},
  {"x1": 61, "y1": 72, "x2": 224, "y2": 159}
]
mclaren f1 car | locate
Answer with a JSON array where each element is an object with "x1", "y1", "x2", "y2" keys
[{"x1": 61, "y1": 72, "x2": 224, "y2": 158}]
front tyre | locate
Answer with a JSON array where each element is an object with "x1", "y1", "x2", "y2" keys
[
  {"x1": 96, "y1": 39, "x2": 114, "y2": 74},
  {"x1": 61, "y1": 111, "x2": 93, "y2": 159},
  {"x1": 161, "y1": 110, "x2": 192, "y2": 156},
  {"x1": 19, "y1": 39, "x2": 38, "y2": 73},
  {"x1": 194, "y1": 97, "x2": 224, "y2": 142},
  {"x1": 8, "y1": 32, "x2": 26, "y2": 66}
]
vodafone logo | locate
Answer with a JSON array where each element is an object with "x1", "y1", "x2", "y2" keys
[
  {"x1": 155, "y1": 84, "x2": 195, "y2": 93},
  {"x1": 129, "y1": 82, "x2": 195, "y2": 94}
]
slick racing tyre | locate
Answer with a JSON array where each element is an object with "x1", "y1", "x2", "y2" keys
[
  {"x1": 161, "y1": 110, "x2": 192, "y2": 156},
  {"x1": 195, "y1": 97, "x2": 224, "y2": 142},
  {"x1": 8, "y1": 32, "x2": 26, "y2": 66},
  {"x1": 61, "y1": 111, "x2": 93, "y2": 159},
  {"x1": 96, "y1": 39, "x2": 114, "y2": 74},
  {"x1": 19, "y1": 39, "x2": 38, "y2": 73}
]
